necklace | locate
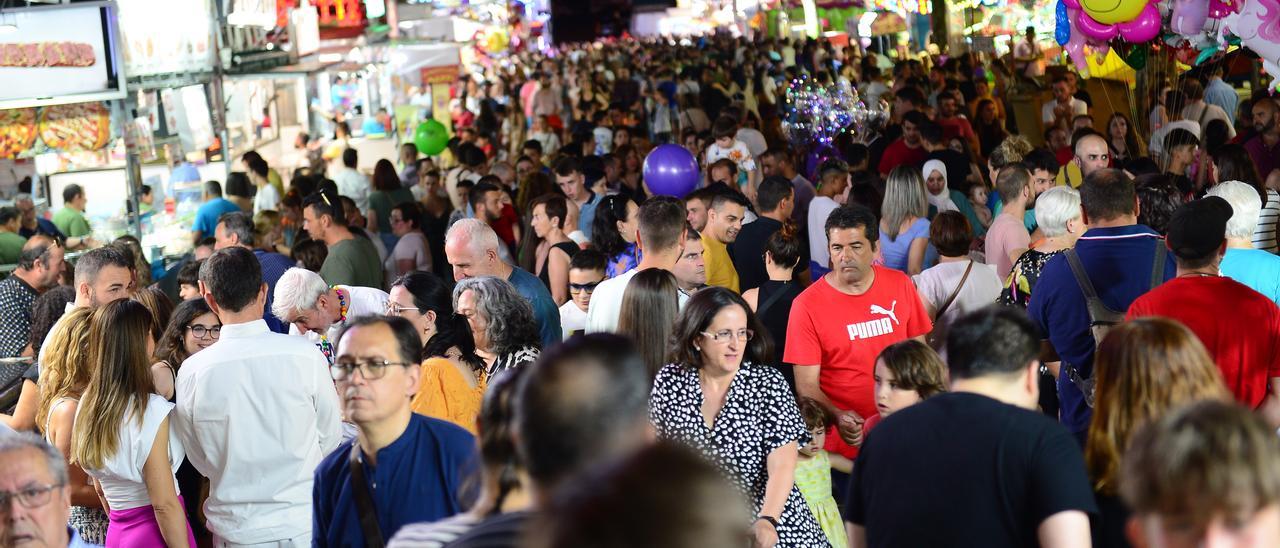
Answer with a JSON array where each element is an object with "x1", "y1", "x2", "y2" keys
[
  {"x1": 1177, "y1": 271, "x2": 1218, "y2": 278},
  {"x1": 317, "y1": 287, "x2": 351, "y2": 364}
]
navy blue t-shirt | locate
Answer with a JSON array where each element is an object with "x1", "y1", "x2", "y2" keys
[
  {"x1": 255, "y1": 249, "x2": 294, "y2": 334},
  {"x1": 1027, "y1": 225, "x2": 1175, "y2": 435},
  {"x1": 313, "y1": 413, "x2": 477, "y2": 546}
]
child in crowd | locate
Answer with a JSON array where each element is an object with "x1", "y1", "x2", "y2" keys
[
  {"x1": 560, "y1": 249, "x2": 606, "y2": 339},
  {"x1": 864, "y1": 340, "x2": 949, "y2": 434},
  {"x1": 968, "y1": 182, "x2": 993, "y2": 229},
  {"x1": 177, "y1": 259, "x2": 203, "y2": 301},
  {"x1": 1163, "y1": 128, "x2": 1199, "y2": 196},
  {"x1": 796, "y1": 398, "x2": 852, "y2": 548},
  {"x1": 705, "y1": 115, "x2": 760, "y2": 200}
]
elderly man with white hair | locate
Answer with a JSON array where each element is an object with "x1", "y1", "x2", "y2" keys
[
  {"x1": 1209, "y1": 181, "x2": 1280, "y2": 305},
  {"x1": 444, "y1": 218, "x2": 561, "y2": 348},
  {"x1": 273, "y1": 267, "x2": 388, "y2": 363}
]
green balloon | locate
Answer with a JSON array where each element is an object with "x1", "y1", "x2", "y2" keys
[{"x1": 414, "y1": 120, "x2": 449, "y2": 155}]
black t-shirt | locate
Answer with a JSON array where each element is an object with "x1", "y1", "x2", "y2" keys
[
  {"x1": 729, "y1": 215, "x2": 782, "y2": 293},
  {"x1": 926, "y1": 148, "x2": 973, "y2": 193},
  {"x1": 847, "y1": 392, "x2": 1097, "y2": 548}
]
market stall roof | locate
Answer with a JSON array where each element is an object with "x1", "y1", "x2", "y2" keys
[{"x1": 225, "y1": 60, "x2": 341, "y2": 80}]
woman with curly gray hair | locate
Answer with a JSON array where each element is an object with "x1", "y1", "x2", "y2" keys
[{"x1": 454, "y1": 276, "x2": 541, "y2": 378}]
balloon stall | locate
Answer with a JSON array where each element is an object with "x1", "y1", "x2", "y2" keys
[{"x1": 1054, "y1": 0, "x2": 1279, "y2": 88}]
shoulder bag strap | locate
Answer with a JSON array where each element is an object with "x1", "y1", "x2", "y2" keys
[
  {"x1": 1064, "y1": 248, "x2": 1101, "y2": 303},
  {"x1": 756, "y1": 283, "x2": 792, "y2": 319},
  {"x1": 935, "y1": 260, "x2": 975, "y2": 319},
  {"x1": 348, "y1": 444, "x2": 386, "y2": 548},
  {"x1": 1150, "y1": 238, "x2": 1168, "y2": 290}
]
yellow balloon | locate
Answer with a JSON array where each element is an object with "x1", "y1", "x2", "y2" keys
[{"x1": 1079, "y1": 0, "x2": 1147, "y2": 25}]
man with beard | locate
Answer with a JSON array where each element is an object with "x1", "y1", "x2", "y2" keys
[
  {"x1": 1245, "y1": 97, "x2": 1280, "y2": 181},
  {"x1": 786, "y1": 205, "x2": 932, "y2": 490},
  {"x1": 986, "y1": 164, "x2": 1035, "y2": 280}
]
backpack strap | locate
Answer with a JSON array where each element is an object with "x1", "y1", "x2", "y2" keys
[
  {"x1": 1150, "y1": 238, "x2": 1168, "y2": 290},
  {"x1": 1063, "y1": 249, "x2": 1100, "y2": 302}
]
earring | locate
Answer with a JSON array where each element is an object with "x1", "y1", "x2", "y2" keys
[{"x1": 694, "y1": 346, "x2": 701, "y2": 352}]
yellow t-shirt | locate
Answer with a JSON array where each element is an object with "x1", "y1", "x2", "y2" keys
[
  {"x1": 1056, "y1": 162, "x2": 1083, "y2": 188},
  {"x1": 702, "y1": 232, "x2": 740, "y2": 293},
  {"x1": 411, "y1": 358, "x2": 485, "y2": 434}
]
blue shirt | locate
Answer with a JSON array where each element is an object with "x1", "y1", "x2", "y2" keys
[
  {"x1": 312, "y1": 413, "x2": 477, "y2": 547},
  {"x1": 1027, "y1": 225, "x2": 1175, "y2": 435},
  {"x1": 1222, "y1": 247, "x2": 1280, "y2": 306},
  {"x1": 1205, "y1": 77, "x2": 1239, "y2": 121},
  {"x1": 256, "y1": 249, "x2": 295, "y2": 333},
  {"x1": 577, "y1": 192, "x2": 601, "y2": 240},
  {"x1": 192, "y1": 198, "x2": 241, "y2": 240},
  {"x1": 508, "y1": 266, "x2": 562, "y2": 349},
  {"x1": 879, "y1": 217, "x2": 934, "y2": 272},
  {"x1": 19, "y1": 218, "x2": 65, "y2": 241}
]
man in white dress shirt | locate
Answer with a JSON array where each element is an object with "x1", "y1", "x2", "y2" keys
[{"x1": 173, "y1": 247, "x2": 342, "y2": 547}]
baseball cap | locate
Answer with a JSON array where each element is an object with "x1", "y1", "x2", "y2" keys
[{"x1": 1166, "y1": 196, "x2": 1233, "y2": 260}]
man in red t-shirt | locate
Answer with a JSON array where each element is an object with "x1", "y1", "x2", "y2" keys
[
  {"x1": 936, "y1": 93, "x2": 980, "y2": 159},
  {"x1": 1127, "y1": 196, "x2": 1280, "y2": 411},
  {"x1": 877, "y1": 111, "x2": 930, "y2": 176},
  {"x1": 786, "y1": 204, "x2": 932, "y2": 460}
]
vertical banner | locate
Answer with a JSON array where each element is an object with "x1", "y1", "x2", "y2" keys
[{"x1": 430, "y1": 83, "x2": 451, "y2": 127}]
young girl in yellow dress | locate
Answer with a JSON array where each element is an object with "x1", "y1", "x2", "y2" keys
[{"x1": 795, "y1": 398, "x2": 854, "y2": 548}]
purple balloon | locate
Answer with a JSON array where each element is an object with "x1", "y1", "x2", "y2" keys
[
  {"x1": 806, "y1": 145, "x2": 839, "y2": 182},
  {"x1": 643, "y1": 144, "x2": 700, "y2": 198}
]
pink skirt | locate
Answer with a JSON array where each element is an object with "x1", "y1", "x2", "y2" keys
[{"x1": 106, "y1": 495, "x2": 198, "y2": 547}]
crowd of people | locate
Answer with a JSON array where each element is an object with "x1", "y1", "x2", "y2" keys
[{"x1": 4, "y1": 30, "x2": 1280, "y2": 548}]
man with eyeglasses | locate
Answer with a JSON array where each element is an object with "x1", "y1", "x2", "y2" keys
[
  {"x1": 312, "y1": 316, "x2": 476, "y2": 547},
  {"x1": 173, "y1": 247, "x2": 341, "y2": 547},
  {"x1": 273, "y1": 267, "x2": 388, "y2": 365},
  {"x1": 0, "y1": 431, "x2": 94, "y2": 546}
]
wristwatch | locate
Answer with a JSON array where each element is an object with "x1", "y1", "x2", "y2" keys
[{"x1": 757, "y1": 515, "x2": 780, "y2": 529}]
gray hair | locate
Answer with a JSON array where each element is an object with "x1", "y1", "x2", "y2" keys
[
  {"x1": 1206, "y1": 181, "x2": 1262, "y2": 239},
  {"x1": 446, "y1": 218, "x2": 503, "y2": 254},
  {"x1": 0, "y1": 431, "x2": 69, "y2": 486},
  {"x1": 74, "y1": 246, "x2": 132, "y2": 288},
  {"x1": 489, "y1": 162, "x2": 514, "y2": 184},
  {"x1": 218, "y1": 211, "x2": 256, "y2": 246},
  {"x1": 453, "y1": 276, "x2": 539, "y2": 354},
  {"x1": 881, "y1": 166, "x2": 929, "y2": 240},
  {"x1": 271, "y1": 267, "x2": 329, "y2": 320},
  {"x1": 1034, "y1": 186, "x2": 1082, "y2": 238}
]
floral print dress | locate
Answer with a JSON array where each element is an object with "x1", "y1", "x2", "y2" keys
[{"x1": 650, "y1": 362, "x2": 831, "y2": 547}]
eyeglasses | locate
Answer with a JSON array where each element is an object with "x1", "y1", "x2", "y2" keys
[
  {"x1": 384, "y1": 302, "x2": 423, "y2": 316},
  {"x1": 701, "y1": 329, "x2": 754, "y2": 343},
  {"x1": 569, "y1": 282, "x2": 600, "y2": 294},
  {"x1": 331, "y1": 359, "x2": 414, "y2": 381},
  {"x1": 186, "y1": 325, "x2": 222, "y2": 339},
  {"x1": 0, "y1": 483, "x2": 63, "y2": 512}
]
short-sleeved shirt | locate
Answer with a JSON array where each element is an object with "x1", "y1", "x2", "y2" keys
[
  {"x1": 0, "y1": 275, "x2": 38, "y2": 358},
  {"x1": 807, "y1": 197, "x2": 840, "y2": 269},
  {"x1": 877, "y1": 139, "x2": 928, "y2": 176},
  {"x1": 878, "y1": 218, "x2": 931, "y2": 273},
  {"x1": 507, "y1": 267, "x2": 562, "y2": 349},
  {"x1": 784, "y1": 268, "x2": 932, "y2": 458},
  {"x1": 847, "y1": 392, "x2": 1097, "y2": 547},
  {"x1": 369, "y1": 187, "x2": 415, "y2": 236},
  {"x1": 1246, "y1": 135, "x2": 1280, "y2": 181},
  {"x1": 576, "y1": 192, "x2": 600, "y2": 240},
  {"x1": 702, "y1": 233, "x2": 740, "y2": 293},
  {"x1": 1221, "y1": 247, "x2": 1280, "y2": 305},
  {"x1": 0, "y1": 231, "x2": 26, "y2": 264},
  {"x1": 984, "y1": 212, "x2": 1031, "y2": 280},
  {"x1": 191, "y1": 198, "x2": 241, "y2": 240},
  {"x1": 52, "y1": 207, "x2": 92, "y2": 238},
  {"x1": 912, "y1": 260, "x2": 1003, "y2": 352},
  {"x1": 1040, "y1": 98, "x2": 1088, "y2": 125},
  {"x1": 1127, "y1": 276, "x2": 1280, "y2": 408},
  {"x1": 320, "y1": 237, "x2": 385, "y2": 290},
  {"x1": 388, "y1": 231, "x2": 432, "y2": 276},
  {"x1": 1027, "y1": 225, "x2": 1175, "y2": 435},
  {"x1": 650, "y1": 363, "x2": 831, "y2": 546}
]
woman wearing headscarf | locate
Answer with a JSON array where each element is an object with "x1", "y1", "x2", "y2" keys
[{"x1": 922, "y1": 159, "x2": 986, "y2": 238}]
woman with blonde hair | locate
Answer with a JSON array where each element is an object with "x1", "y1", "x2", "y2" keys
[
  {"x1": 73, "y1": 299, "x2": 195, "y2": 546},
  {"x1": 37, "y1": 306, "x2": 109, "y2": 543},
  {"x1": 1085, "y1": 318, "x2": 1230, "y2": 548},
  {"x1": 878, "y1": 166, "x2": 933, "y2": 275}
]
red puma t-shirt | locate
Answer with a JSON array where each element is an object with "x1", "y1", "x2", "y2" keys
[
  {"x1": 785, "y1": 266, "x2": 932, "y2": 458},
  {"x1": 1127, "y1": 276, "x2": 1280, "y2": 409}
]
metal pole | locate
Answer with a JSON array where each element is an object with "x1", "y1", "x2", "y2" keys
[
  {"x1": 116, "y1": 98, "x2": 143, "y2": 242},
  {"x1": 211, "y1": 0, "x2": 233, "y2": 179}
]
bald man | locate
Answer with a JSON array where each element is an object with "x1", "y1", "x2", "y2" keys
[
  {"x1": 1058, "y1": 132, "x2": 1110, "y2": 189},
  {"x1": 1246, "y1": 98, "x2": 1280, "y2": 181}
]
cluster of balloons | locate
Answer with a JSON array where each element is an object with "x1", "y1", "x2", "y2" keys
[
  {"x1": 781, "y1": 75, "x2": 888, "y2": 150},
  {"x1": 1055, "y1": 0, "x2": 1280, "y2": 88}
]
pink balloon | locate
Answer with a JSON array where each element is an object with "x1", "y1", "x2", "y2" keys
[
  {"x1": 1172, "y1": 0, "x2": 1210, "y2": 35},
  {"x1": 1076, "y1": 11, "x2": 1118, "y2": 40},
  {"x1": 1209, "y1": 0, "x2": 1239, "y2": 17},
  {"x1": 1119, "y1": 3, "x2": 1163, "y2": 42}
]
